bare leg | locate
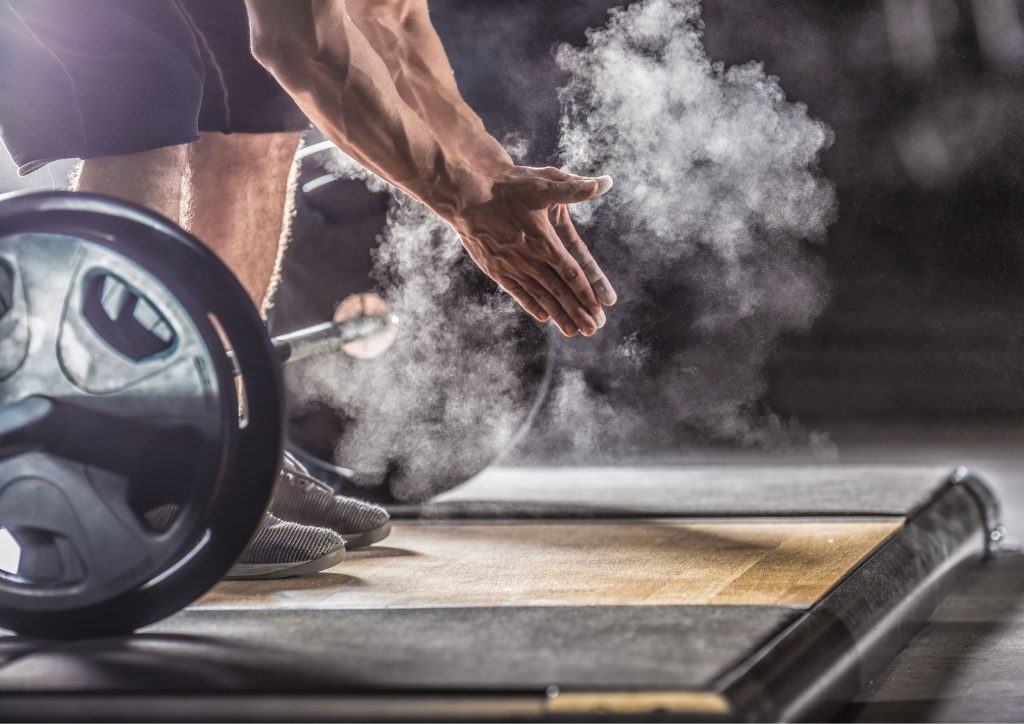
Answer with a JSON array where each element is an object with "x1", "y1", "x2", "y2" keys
[
  {"x1": 182, "y1": 132, "x2": 303, "y2": 311},
  {"x1": 71, "y1": 145, "x2": 188, "y2": 222}
]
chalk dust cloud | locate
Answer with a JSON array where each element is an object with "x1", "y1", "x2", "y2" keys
[
  {"x1": 544, "y1": 0, "x2": 836, "y2": 455},
  {"x1": 286, "y1": 0, "x2": 837, "y2": 498}
]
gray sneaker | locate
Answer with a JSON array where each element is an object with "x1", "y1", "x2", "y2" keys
[
  {"x1": 225, "y1": 512, "x2": 347, "y2": 580},
  {"x1": 270, "y1": 453, "x2": 391, "y2": 548},
  {"x1": 143, "y1": 502, "x2": 180, "y2": 532}
]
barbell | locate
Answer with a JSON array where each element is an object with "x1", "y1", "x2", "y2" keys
[{"x1": 0, "y1": 190, "x2": 552, "y2": 638}]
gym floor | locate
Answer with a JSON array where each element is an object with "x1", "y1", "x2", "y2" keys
[
  {"x1": 0, "y1": 430, "x2": 1014, "y2": 721},
  {"x1": 831, "y1": 426, "x2": 1024, "y2": 723}
]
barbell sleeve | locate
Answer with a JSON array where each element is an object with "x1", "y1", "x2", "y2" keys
[{"x1": 270, "y1": 313, "x2": 394, "y2": 365}]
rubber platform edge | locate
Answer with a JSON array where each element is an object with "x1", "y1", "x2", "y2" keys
[{"x1": 713, "y1": 466, "x2": 1000, "y2": 722}]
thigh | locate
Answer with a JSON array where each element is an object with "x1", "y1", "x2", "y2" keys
[
  {"x1": 188, "y1": 131, "x2": 302, "y2": 200},
  {"x1": 185, "y1": 131, "x2": 303, "y2": 306}
]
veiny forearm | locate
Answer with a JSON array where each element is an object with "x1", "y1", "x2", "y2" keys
[
  {"x1": 245, "y1": 0, "x2": 613, "y2": 335},
  {"x1": 346, "y1": 0, "x2": 513, "y2": 174},
  {"x1": 244, "y1": 0, "x2": 483, "y2": 219}
]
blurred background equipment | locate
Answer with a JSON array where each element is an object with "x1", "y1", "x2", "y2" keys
[{"x1": 281, "y1": 145, "x2": 555, "y2": 503}]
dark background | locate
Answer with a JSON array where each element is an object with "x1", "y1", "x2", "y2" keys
[
  {"x1": 272, "y1": 0, "x2": 1024, "y2": 450},
  {"x1": 429, "y1": 0, "x2": 1024, "y2": 427}
]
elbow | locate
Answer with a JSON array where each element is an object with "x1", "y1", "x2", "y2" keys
[
  {"x1": 251, "y1": 28, "x2": 351, "y2": 90},
  {"x1": 250, "y1": 29, "x2": 301, "y2": 73},
  {"x1": 249, "y1": 31, "x2": 275, "y2": 69}
]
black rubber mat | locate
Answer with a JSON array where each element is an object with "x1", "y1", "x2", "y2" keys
[
  {"x1": 0, "y1": 606, "x2": 800, "y2": 692},
  {"x1": 395, "y1": 464, "x2": 956, "y2": 518}
]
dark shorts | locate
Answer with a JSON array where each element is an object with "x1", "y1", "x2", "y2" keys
[{"x1": 0, "y1": 0, "x2": 309, "y2": 175}]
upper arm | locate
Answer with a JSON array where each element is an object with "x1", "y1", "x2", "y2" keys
[
  {"x1": 345, "y1": 0, "x2": 426, "y2": 24},
  {"x1": 244, "y1": 0, "x2": 348, "y2": 73}
]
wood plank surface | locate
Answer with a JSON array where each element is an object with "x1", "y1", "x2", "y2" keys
[{"x1": 196, "y1": 519, "x2": 901, "y2": 610}]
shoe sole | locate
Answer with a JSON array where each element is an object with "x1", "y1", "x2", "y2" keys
[
  {"x1": 223, "y1": 545, "x2": 348, "y2": 581},
  {"x1": 343, "y1": 521, "x2": 392, "y2": 549}
]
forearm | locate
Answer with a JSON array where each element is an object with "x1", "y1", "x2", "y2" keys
[
  {"x1": 246, "y1": 0, "x2": 614, "y2": 336},
  {"x1": 244, "y1": 0, "x2": 485, "y2": 220},
  {"x1": 346, "y1": 0, "x2": 514, "y2": 175}
]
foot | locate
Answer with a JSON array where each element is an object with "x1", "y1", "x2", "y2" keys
[
  {"x1": 270, "y1": 452, "x2": 391, "y2": 548},
  {"x1": 225, "y1": 512, "x2": 346, "y2": 580}
]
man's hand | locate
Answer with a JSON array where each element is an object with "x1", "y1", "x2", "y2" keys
[
  {"x1": 449, "y1": 170, "x2": 614, "y2": 337},
  {"x1": 486, "y1": 164, "x2": 619, "y2": 328},
  {"x1": 511, "y1": 165, "x2": 618, "y2": 309},
  {"x1": 341, "y1": 0, "x2": 618, "y2": 336}
]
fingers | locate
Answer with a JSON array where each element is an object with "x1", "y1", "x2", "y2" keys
[
  {"x1": 500, "y1": 279, "x2": 550, "y2": 324},
  {"x1": 523, "y1": 166, "x2": 576, "y2": 182},
  {"x1": 540, "y1": 175, "x2": 614, "y2": 206},
  {"x1": 457, "y1": 170, "x2": 617, "y2": 337},
  {"x1": 499, "y1": 250, "x2": 603, "y2": 337},
  {"x1": 550, "y1": 205, "x2": 618, "y2": 306},
  {"x1": 539, "y1": 223, "x2": 606, "y2": 317},
  {"x1": 532, "y1": 261, "x2": 605, "y2": 337},
  {"x1": 518, "y1": 276, "x2": 579, "y2": 337},
  {"x1": 523, "y1": 167, "x2": 614, "y2": 198}
]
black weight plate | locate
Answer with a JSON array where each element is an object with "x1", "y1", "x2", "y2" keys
[
  {"x1": 285, "y1": 299, "x2": 553, "y2": 504},
  {"x1": 278, "y1": 158, "x2": 553, "y2": 504},
  {"x1": 0, "y1": 191, "x2": 283, "y2": 638}
]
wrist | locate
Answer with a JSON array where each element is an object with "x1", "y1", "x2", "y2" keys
[
  {"x1": 413, "y1": 154, "x2": 492, "y2": 225},
  {"x1": 458, "y1": 138, "x2": 515, "y2": 178}
]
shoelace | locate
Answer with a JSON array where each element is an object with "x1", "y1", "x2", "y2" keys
[
  {"x1": 283, "y1": 451, "x2": 311, "y2": 475},
  {"x1": 282, "y1": 451, "x2": 328, "y2": 494},
  {"x1": 283, "y1": 469, "x2": 331, "y2": 495},
  {"x1": 284, "y1": 473, "x2": 319, "y2": 495}
]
